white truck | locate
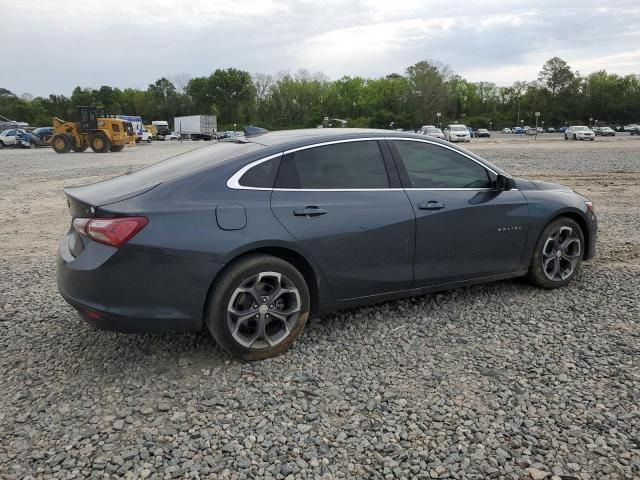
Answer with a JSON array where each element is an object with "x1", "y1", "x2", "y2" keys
[
  {"x1": 174, "y1": 115, "x2": 217, "y2": 141},
  {"x1": 151, "y1": 120, "x2": 170, "y2": 140},
  {"x1": 117, "y1": 115, "x2": 153, "y2": 143}
]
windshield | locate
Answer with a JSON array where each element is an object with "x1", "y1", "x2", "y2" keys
[
  {"x1": 426, "y1": 128, "x2": 442, "y2": 134},
  {"x1": 450, "y1": 125, "x2": 467, "y2": 131},
  {"x1": 574, "y1": 126, "x2": 589, "y2": 131}
]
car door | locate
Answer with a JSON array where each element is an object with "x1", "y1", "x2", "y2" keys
[
  {"x1": 4, "y1": 129, "x2": 17, "y2": 145},
  {"x1": 270, "y1": 139, "x2": 415, "y2": 300},
  {"x1": 388, "y1": 139, "x2": 529, "y2": 286}
]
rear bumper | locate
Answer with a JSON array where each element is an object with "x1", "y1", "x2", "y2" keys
[{"x1": 57, "y1": 232, "x2": 223, "y2": 333}]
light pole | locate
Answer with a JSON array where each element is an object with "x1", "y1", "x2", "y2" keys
[
  {"x1": 520, "y1": 119, "x2": 524, "y2": 134},
  {"x1": 589, "y1": 117, "x2": 593, "y2": 127},
  {"x1": 233, "y1": 123, "x2": 237, "y2": 134},
  {"x1": 489, "y1": 121, "x2": 492, "y2": 132}
]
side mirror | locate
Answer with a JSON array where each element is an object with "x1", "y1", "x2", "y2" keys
[{"x1": 496, "y1": 174, "x2": 516, "y2": 190}]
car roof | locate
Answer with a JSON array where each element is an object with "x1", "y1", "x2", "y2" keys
[{"x1": 242, "y1": 128, "x2": 450, "y2": 149}]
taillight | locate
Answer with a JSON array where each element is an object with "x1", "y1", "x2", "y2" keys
[{"x1": 72, "y1": 216, "x2": 148, "y2": 248}]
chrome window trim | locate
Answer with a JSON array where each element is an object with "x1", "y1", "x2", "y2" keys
[
  {"x1": 226, "y1": 152, "x2": 282, "y2": 190},
  {"x1": 227, "y1": 136, "x2": 501, "y2": 191}
]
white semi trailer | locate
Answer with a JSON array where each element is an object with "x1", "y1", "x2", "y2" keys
[{"x1": 173, "y1": 115, "x2": 217, "y2": 141}]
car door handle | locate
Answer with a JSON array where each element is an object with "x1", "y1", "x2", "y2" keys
[
  {"x1": 418, "y1": 201, "x2": 446, "y2": 210},
  {"x1": 293, "y1": 206, "x2": 327, "y2": 217}
]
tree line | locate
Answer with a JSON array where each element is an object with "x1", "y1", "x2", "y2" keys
[{"x1": 1, "y1": 58, "x2": 639, "y2": 131}]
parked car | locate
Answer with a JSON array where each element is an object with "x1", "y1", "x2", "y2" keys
[
  {"x1": 421, "y1": 126, "x2": 445, "y2": 139},
  {"x1": 476, "y1": 128, "x2": 490, "y2": 138},
  {"x1": 0, "y1": 128, "x2": 22, "y2": 147},
  {"x1": 565, "y1": 126, "x2": 595, "y2": 141},
  {"x1": 630, "y1": 126, "x2": 640, "y2": 136},
  {"x1": 444, "y1": 124, "x2": 471, "y2": 142},
  {"x1": 165, "y1": 132, "x2": 181, "y2": 141},
  {"x1": 623, "y1": 124, "x2": 638, "y2": 132},
  {"x1": 559, "y1": 127, "x2": 568, "y2": 133},
  {"x1": 525, "y1": 128, "x2": 537, "y2": 136},
  {"x1": 536, "y1": 127, "x2": 544, "y2": 133},
  {"x1": 547, "y1": 127, "x2": 556, "y2": 133},
  {"x1": 502, "y1": 128, "x2": 511, "y2": 134},
  {"x1": 512, "y1": 127, "x2": 525, "y2": 134},
  {"x1": 594, "y1": 127, "x2": 615, "y2": 137},
  {"x1": 57, "y1": 129, "x2": 597, "y2": 360},
  {"x1": 16, "y1": 131, "x2": 47, "y2": 148},
  {"x1": 467, "y1": 127, "x2": 478, "y2": 138},
  {"x1": 32, "y1": 126, "x2": 54, "y2": 143}
]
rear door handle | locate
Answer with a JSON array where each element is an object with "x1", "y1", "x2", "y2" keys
[
  {"x1": 418, "y1": 201, "x2": 446, "y2": 210},
  {"x1": 293, "y1": 206, "x2": 327, "y2": 217}
]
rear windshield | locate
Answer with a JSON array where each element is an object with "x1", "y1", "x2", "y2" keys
[{"x1": 128, "y1": 141, "x2": 263, "y2": 184}]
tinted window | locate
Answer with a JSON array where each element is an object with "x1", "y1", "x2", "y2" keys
[
  {"x1": 276, "y1": 141, "x2": 389, "y2": 189},
  {"x1": 393, "y1": 141, "x2": 491, "y2": 188},
  {"x1": 239, "y1": 156, "x2": 280, "y2": 188}
]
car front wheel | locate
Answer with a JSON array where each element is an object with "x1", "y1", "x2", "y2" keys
[
  {"x1": 527, "y1": 217, "x2": 584, "y2": 289},
  {"x1": 206, "y1": 254, "x2": 310, "y2": 360}
]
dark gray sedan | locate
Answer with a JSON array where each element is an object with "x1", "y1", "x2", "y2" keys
[{"x1": 58, "y1": 129, "x2": 597, "y2": 359}]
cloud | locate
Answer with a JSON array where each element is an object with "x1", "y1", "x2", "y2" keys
[{"x1": 1, "y1": 0, "x2": 639, "y2": 96}]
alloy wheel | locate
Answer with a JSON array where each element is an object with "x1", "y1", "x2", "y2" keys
[
  {"x1": 541, "y1": 226, "x2": 581, "y2": 281},
  {"x1": 226, "y1": 271, "x2": 301, "y2": 349}
]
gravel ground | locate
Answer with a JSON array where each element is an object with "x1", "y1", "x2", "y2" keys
[{"x1": 0, "y1": 137, "x2": 639, "y2": 479}]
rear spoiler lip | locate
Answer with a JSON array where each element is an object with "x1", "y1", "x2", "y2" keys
[{"x1": 63, "y1": 183, "x2": 159, "y2": 218}]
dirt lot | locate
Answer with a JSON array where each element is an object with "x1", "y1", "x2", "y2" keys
[{"x1": 0, "y1": 135, "x2": 639, "y2": 479}]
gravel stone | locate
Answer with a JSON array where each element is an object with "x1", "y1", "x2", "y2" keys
[{"x1": 1, "y1": 139, "x2": 639, "y2": 479}]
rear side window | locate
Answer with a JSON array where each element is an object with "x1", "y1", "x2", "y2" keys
[
  {"x1": 275, "y1": 141, "x2": 389, "y2": 189},
  {"x1": 393, "y1": 140, "x2": 491, "y2": 189},
  {"x1": 238, "y1": 156, "x2": 280, "y2": 188}
]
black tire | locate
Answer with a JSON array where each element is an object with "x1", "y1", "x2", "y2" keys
[
  {"x1": 573, "y1": 134, "x2": 577, "y2": 140},
  {"x1": 89, "y1": 133, "x2": 110, "y2": 153},
  {"x1": 71, "y1": 141, "x2": 88, "y2": 152},
  {"x1": 146, "y1": 137, "x2": 152, "y2": 144},
  {"x1": 52, "y1": 134, "x2": 72, "y2": 153},
  {"x1": 109, "y1": 144, "x2": 125, "y2": 152},
  {"x1": 206, "y1": 254, "x2": 310, "y2": 360},
  {"x1": 0, "y1": 140, "x2": 4, "y2": 147},
  {"x1": 590, "y1": 138, "x2": 594, "y2": 141},
  {"x1": 564, "y1": 134, "x2": 568, "y2": 140},
  {"x1": 527, "y1": 217, "x2": 585, "y2": 289}
]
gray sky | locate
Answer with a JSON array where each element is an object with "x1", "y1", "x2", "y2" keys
[{"x1": 3, "y1": 0, "x2": 639, "y2": 97}]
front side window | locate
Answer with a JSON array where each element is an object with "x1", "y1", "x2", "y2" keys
[
  {"x1": 276, "y1": 141, "x2": 389, "y2": 189},
  {"x1": 393, "y1": 140, "x2": 491, "y2": 189}
]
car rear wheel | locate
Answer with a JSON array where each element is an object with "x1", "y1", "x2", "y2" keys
[
  {"x1": 206, "y1": 254, "x2": 310, "y2": 360},
  {"x1": 527, "y1": 217, "x2": 584, "y2": 289}
]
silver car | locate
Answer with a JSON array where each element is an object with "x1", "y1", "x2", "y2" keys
[{"x1": 421, "y1": 126, "x2": 445, "y2": 140}]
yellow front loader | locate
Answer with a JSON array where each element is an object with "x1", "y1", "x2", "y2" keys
[{"x1": 51, "y1": 106, "x2": 130, "y2": 153}]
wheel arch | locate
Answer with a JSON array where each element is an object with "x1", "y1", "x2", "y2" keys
[
  {"x1": 202, "y1": 245, "x2": 322, "y2": 328},
  {"x1": 546, "y1": 210, "x2": 591, "y2": 260}
]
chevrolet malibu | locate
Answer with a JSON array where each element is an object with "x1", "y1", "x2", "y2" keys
[{"x1": 58, "y1": 129, "x2": 597, "y2": 360}]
